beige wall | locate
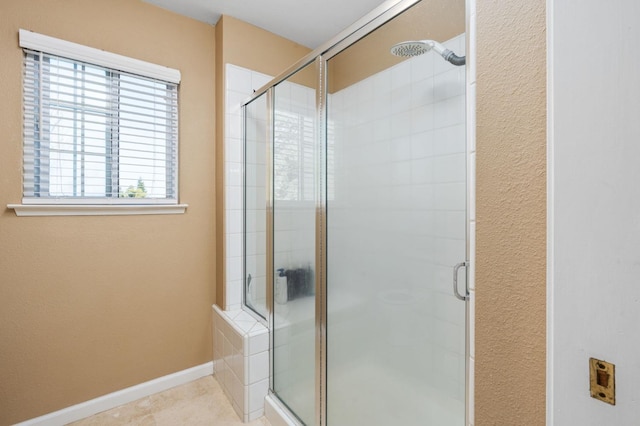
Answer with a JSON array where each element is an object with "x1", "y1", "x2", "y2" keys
[
  {"x1": 329, "y1": 0, "x2": 465, "y2": 93},
  {"x1": 0, "y1": 0, "x2": 550, "y2": 423},
  {"x1": 214, "y1": 15, "x2": 311, "y2": 309},
  {"x1": 475, "y1": 0, "x2": 547, "y2": 424},
  {"x1": 0, "y1": 1, "x2": 216, "y2": 424}
]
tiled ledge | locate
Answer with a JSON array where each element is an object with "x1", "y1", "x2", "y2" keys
[{"x1": 212, "y1": 305, "x2": 269, "y2": 422}]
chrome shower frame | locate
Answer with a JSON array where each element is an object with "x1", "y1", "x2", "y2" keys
[{"x1": 242, "y1": 0, "x2": 473, "y2": 424}]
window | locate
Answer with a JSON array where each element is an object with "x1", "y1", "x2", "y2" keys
[
  {"x1": 272, "y1": 105, "x2": 336, "y2": 203},
  {"x1": 18, "y1": 30, "x2": 181, "y2": 210},
  {"x1": 274, "y1": 108, "x2": 315, "y2": 202}
]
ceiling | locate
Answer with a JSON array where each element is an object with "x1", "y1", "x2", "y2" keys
[{"x1": 142, "y1": 0, "x2": 390, "y2": 49}]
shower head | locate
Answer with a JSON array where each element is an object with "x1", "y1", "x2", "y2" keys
[
  {"x1": 390, "y1": 41, "x2": 429, "y2": 57},
  {"x1": 391, "y1": 40, "x2": 439, "y2": 57},
  {"x1": 390, "y1": 39, "x2": 466, "y2": 66}
]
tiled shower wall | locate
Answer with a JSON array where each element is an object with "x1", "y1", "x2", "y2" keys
[
  {"x1": 221, "y1": 29, "x2": 476, "y2": 423},
  {"x1": 214, "y1": 64, "x2": 272, "y2": 422},
  {"x1": 225, "y1": 64, "x2": 272, "y2": 311},
  {"x1": 244, "y1": 94, "x2": 268, "y2": 317},
  {"x1": 212, "y1": 305, "x2": 269, "y2": 422}
]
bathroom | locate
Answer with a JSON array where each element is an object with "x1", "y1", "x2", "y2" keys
[
  {"x1": 1, "y1": 0, "x2": 639, "y2": 425},
  {"x1": 219, "y1": 1, "x2": 468, "y2": 423}
]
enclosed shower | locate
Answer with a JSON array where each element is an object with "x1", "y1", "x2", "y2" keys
[{"x1": 242, "y1": 0, "x2": 470, "y2": 424}]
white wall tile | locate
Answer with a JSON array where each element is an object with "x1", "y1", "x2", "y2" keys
[
  {"x1": 434, "y1": 182, "x2": 466, "y2": 211},
  {"x1": 411, "y1": 52, "x2": 434, "y2": 83},
  {"x1": 390, "y1": 135, "x2": 412, "y2": 161},
  {"x1": 391, "y1": 161, "x2": 412, "y2": 186},
  {"x1": 435, "y1": 210, "x2": 466, "y2": 240},
  {"x1": 252, "y1": 72, "x2": 272, "y2": 91},
  {"x1": 411, "y1": 103, "x2": 435, "y2": 134},
  {"x1": 411, "y1": 157, "x2": 434, "y2": 184},
  {"x1": 434, "y1": 95, "x2": 465, "y2": 128},
  {"x1": 225, "y1": 137, "x2": 243, "y2": 163},
  {"x1": 226, "y1": 90, "x2": 248, "y2": 115},
  {"x1": 249, "y1": 351, "x2": 270, "y2": 384},
  {"x1": 226, "y1": 64, "x2": 274, "y2": 311},
  {"x1": 391, "y1": 59, "x2": 411, "y2": 90},
  {"x1": 215, "y1": 329, "x2": 224, "y2": 359},
  {"x1": 231, "y1": 370, "x2": 244, "y2": 415},
  {"x1": 219, "y1": 361, "x2": 229, "y2": 398},
  {"x1": 434, "y1": 124, "x2": 466, "y2": 156},
  {"x1": 225, "y1": 186, "x2": 242, "y2": 211},
  {"x1": 226, "y1": 209, "x2": 242, "y2": 234},
  {"x1": 392, "y1": 84, "x2": 413, "y2": 114},
  {"x1": 226, "y1": 280, "x2": 242, "y2": 310},
  {"x1": 411, "y1": 130, "x2": 434, "y2": 159},
  {"x1": 412, "y1": 76, "x2": 435, "y2": 108},
  {"x1": 222, "y1": 335, "x2": 232, "y2": 365},
  {"x1": 248, "y1": 379, "x2": 270, "y2": 413},
  {"x1": 434, "y1": 153, "x2": 466, "y2": 183},
  {"x1": 248, "y1": 329, "x2": 269, "y2": 356},
  {"x1": 226, "y1": 162, "x2": 243, "y2": 187},
  {"x1": 227, "y1": 233, "x2": 242, "y2": 259},
  {"x1": 231, "y1": 345, "x2": 244, "y2": 385},
  {"x1": 433, "y1": 68, "x2": 465, "y2": 101},
  {"x1": 214, "y1": 302, "x2": 269, "y2": 420},
  {"x1": 226, "y1": 256, "x2": 242, "y2": 282},
  {"x1": 227, "y1": 65, "x2": 252, "y2": 93},
  {"x1": 433, "y1": 53, "x2": 455, "y2": 76},
  {"x1": 391, "y1": 110, "x2": 413, "y2": 137}
]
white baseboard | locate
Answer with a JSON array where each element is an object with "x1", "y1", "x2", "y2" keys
[{"x1": 16, "y1": 362, "x2": 213, "y2": 426}]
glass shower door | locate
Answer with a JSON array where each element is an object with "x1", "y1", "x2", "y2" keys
[
  {"x1": 244, "y1": 93, "x2": 268, "y2": 319},
  {"x1": 271, "y1": 63, "x2": 318, "y2": 425},
  {"x1": 325, "y1": 2, "x2": 467, "y2": 424}
]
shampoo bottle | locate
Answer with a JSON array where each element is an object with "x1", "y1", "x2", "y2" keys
[{"x1": 275, "y1": 268, "x2": 288, "y2": 304}]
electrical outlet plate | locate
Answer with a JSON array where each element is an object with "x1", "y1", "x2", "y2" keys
[{"x1": 590, "y1": 358, "x2": 615, "y2": 405}]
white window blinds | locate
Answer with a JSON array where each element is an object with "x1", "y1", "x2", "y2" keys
[{"x1": 20, "y1": 30, "x2": 179, "y2": 204}]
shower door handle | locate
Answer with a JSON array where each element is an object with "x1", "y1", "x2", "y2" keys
[{"x1": 453, "y1": 262, "x2": 468, "y2": 301}]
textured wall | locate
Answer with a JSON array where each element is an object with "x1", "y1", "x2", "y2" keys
[
  {"x1": 475, "y1": 0, "x2": 547, "y2": 424},
  {"x1": 0, "y1": 1, "x2": 216, "y2": 424}
]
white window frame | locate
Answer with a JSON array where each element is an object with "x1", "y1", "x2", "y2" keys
[{"x1": 8, "y1": 30, "x2": 187, "y2": 216}]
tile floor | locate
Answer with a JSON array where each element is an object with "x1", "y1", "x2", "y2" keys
[{"x1": 69, "y1": 376, "x2": 271, "y2": 426}]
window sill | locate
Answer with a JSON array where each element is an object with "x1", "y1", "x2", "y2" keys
[{"x1": 7, "y1": 203, "x2": 188, "y2": 217}]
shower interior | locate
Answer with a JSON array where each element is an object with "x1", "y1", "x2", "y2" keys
[{"x1": 243, "y1": 0, "x2": 468, "y2": 424}]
